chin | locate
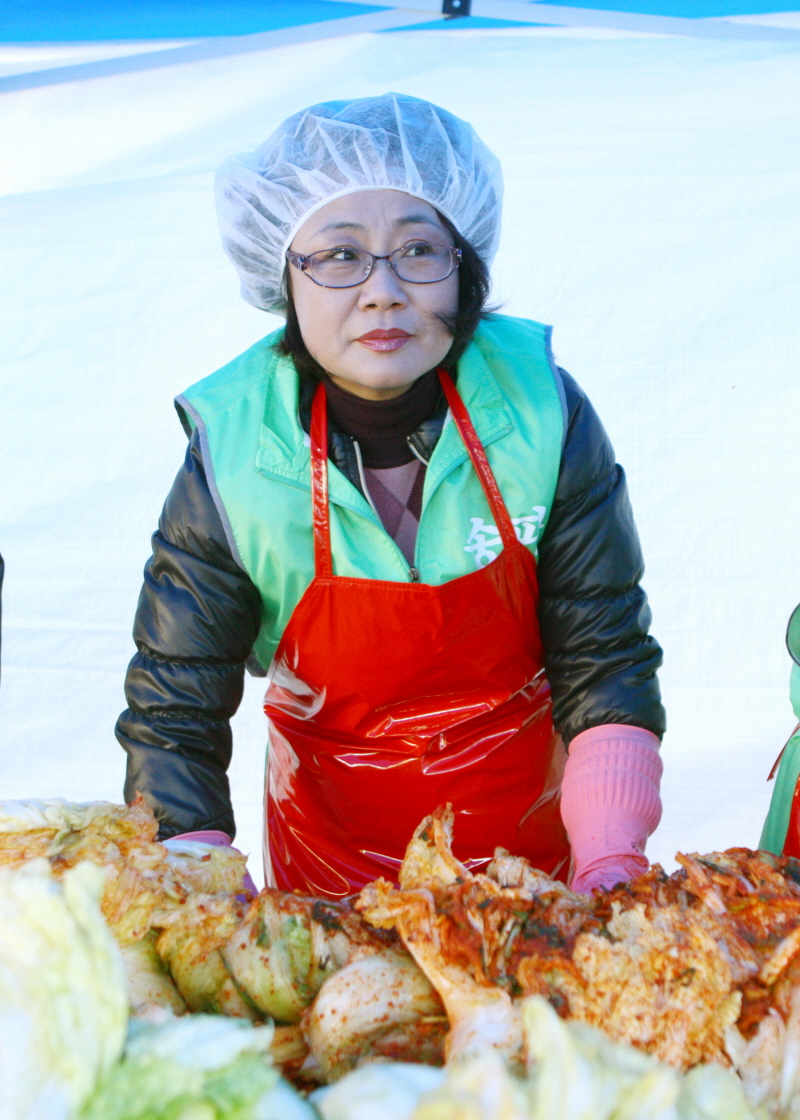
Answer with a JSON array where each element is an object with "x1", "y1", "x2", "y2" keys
[
  {"x1": 353, "y1": 351, "x2": 444, "y2": 388},
  {"x1": 328, "y1": 361, "x2": 432, "y2": 400},
  {"x1": 369, "y1": 370, "x2": 423, "y2": 389}
]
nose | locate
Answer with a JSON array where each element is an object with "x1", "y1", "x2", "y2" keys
[{"x1": 357, "y1": 256, "x2": 408, "y2": 310}]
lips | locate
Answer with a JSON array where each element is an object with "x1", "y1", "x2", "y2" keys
[{"x1": 356, "y1": 329, "x2": 411, "y2": 353}]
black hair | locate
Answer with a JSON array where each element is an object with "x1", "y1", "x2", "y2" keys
[{"x1": 276, "y1": 212, "x2": 494, "y2": 387}]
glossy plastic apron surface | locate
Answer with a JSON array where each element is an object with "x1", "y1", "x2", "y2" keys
[
  {"x1": 263, "y1": 370, "x2": 570, "y2": 897},
  {"x1": 784, "y1": 783, "x2": 800, "y2": 858}
]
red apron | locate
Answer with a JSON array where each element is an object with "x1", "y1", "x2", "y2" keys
[
  {"x1": 263, "y1": 370, "x2": 570, "y2": 897},
  {"x1": 785, "y1": 784, "x2": 800, "y2": 858}
]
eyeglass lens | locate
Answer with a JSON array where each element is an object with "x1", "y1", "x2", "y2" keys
[{"x1": 307, "y1": 242, "x2": 457, "y2": 287}]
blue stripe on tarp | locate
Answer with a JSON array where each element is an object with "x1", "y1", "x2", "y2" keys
[
  {"x1": 542, "y1": 0, "x2": 800, "y2": 14},
  {"x1": 0, "y1": 0, "x2": 387, "y2": 42},
  {"x1": 2, "y1": 0, "x2": 798, "y2": 43}
]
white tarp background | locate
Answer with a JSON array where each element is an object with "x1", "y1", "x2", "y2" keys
[{"x1": 1, "y1": 22, "x2": 798, "y2": 884}]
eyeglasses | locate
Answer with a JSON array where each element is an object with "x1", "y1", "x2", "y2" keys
[{"x1": 286, "y1": 240, "x2": 462, "y2": 289}]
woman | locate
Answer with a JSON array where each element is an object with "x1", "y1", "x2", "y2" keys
[{"x1": 117, "y1": 94, "x2": 665, "y2": 898}]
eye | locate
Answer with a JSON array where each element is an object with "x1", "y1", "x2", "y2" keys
[
  {"x1": 321, "y1": 246, "x2": 360, "y2": 262},
  {"x1": 400, "y1": 241, "x2": 436, "y2": 258}
]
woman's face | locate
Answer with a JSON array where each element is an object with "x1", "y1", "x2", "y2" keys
[{"x1": 288, "y1": 190, "x2": 459, "y2": 400}]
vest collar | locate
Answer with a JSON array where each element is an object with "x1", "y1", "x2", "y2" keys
[{"x1": 255, "y1": 331, "x2": 512, "y2": 511}]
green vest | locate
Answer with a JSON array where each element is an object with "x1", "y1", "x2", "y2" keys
[{"x1": 176, "y1": 315, "x2": 565, "y2": 671}]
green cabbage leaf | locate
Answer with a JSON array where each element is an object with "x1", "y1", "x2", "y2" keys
[{"x1": 81, "y1": 1014, "x2": 317, "y2": 1120}]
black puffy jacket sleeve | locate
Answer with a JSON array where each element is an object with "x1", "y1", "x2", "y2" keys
[
  {"x1": 537, "y1": 370, "x2": 665, "y2": 744},
  {"x1": 116, "y1": 429, "x2": 262, "y2": 839}
]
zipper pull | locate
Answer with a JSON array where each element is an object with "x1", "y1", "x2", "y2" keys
[{"x1": 408, "y1": 567, "x2": 421, "y2": 583}]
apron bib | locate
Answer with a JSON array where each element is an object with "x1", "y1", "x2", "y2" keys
[{"x1": 263, "y1": 370, "x2": 570, "y2": 897}]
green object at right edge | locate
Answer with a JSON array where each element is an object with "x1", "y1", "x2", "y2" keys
[{"x1": 759, "y1": 603, "x2": 800, "y2": 855}]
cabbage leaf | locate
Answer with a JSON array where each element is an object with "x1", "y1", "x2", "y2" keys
[
  {"x1": 0, "y1": 858, "x2": 128, "y2": 1120},
  {"x1": 81, "y1": 1014, "x2": 317, "y2": 1120}
]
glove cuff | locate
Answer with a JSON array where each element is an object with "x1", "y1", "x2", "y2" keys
[{"x1": 167, "y1": 829, "x2": 233, "y2": 847}]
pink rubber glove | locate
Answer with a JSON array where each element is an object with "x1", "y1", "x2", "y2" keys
[
  {"x1": 170, "y1": 830, "x2": 258, "y2": 898},
  {"x1": 561, "y1": 725, "x2": 663, "y2": 894}
]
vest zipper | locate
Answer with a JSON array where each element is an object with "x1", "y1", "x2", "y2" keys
[
  {"x1": 406, "y1": 435, "x2": 430, "y2": 466},
  {"x1": 351, "y1": 438, "x2": 381, "y2": 520},
  {"x1": 406, "y1": 437, "x2": 429, "y2": 580},
  {"x1": 354, "y1": 437, "x2": 420, "y2": 581}
]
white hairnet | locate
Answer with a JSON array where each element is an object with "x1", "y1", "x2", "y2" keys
[{"x1": 215, "y1": 92, "x2": 503, "y2": 314}]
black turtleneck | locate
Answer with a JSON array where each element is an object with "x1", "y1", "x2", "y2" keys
[{"x1": 323, "y1": 368, "x2": 441, "y2": 468}]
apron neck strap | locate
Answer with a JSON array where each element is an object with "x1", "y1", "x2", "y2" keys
[
  {"x1": 309, "y1": 370, "x2": 519, "y2": 577},
  {"x1": 310, "y1": 382, "x2": 333, "y2": 577},
  {"x1": 437, "y1": 369, "x2": 518, "y2": 551}
]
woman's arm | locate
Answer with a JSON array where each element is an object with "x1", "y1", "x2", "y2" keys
[
  {"x1": 539, "y1": 369, "x2": 665, "y2": 891},
  {"x1": 116, "y1": 429, "x2": 262, "y2": 839},
  {"x1": 537, "y1": 368, "x2": 665, "y2": 743}
]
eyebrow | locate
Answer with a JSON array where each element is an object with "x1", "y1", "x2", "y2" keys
[{"x1": 316, "y1": 213, "x2": 441, "y2": 234}]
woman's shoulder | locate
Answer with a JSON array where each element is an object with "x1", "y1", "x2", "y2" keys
[
  {"x1": 467, "y1": 314, "x2": 565, "y2": 424},
  {"x1": 472, "y1": 313, "x2": 550, "y2": 356},
  {"x1": 470, "y1": 314, "x2": 560, "y2": 395}
]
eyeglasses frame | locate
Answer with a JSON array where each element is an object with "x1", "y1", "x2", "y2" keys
[{"x1": 285, "y1": 241, "x2": 462, "y2": 289}]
